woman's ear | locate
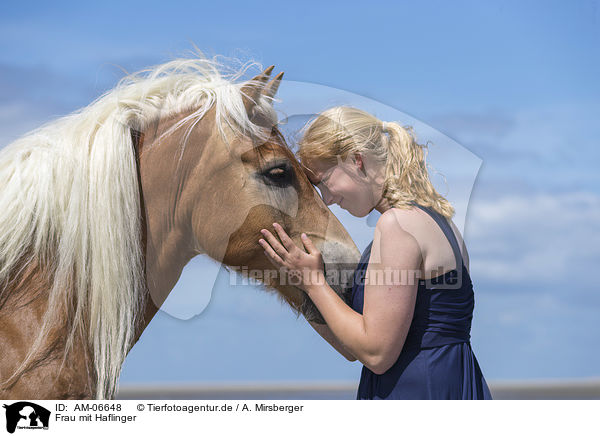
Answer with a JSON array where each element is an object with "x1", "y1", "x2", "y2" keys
[{"x1": 354, "y1": 153, "x2": 367, "y2": 176}]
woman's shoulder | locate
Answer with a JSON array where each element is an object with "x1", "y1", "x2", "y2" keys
[
  {"x1": 376, "y1": 206, "x2": 426, "y2": 232},
  {"x1": 377, "y1": 205, "x2": 470, "y2": 274},
  {"x1": 374, "y1": 207, "x2": 423, "y2": 242},
  {"x1": 368, "y1": 207, "x2": 423, "y2": 265}
]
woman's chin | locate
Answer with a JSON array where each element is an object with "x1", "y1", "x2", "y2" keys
[
  {"x1": 345, "y1": 206, "x2": 368, "y2": 218},
  {"x1": 338, "y1": 200, "x2": 368, "y2": 217}
]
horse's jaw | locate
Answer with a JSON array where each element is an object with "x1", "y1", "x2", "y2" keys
[{"x1": 299, "y1": 283, "x2": 354, "y2": 325}]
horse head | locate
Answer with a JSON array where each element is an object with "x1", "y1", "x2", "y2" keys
[{"x1": 136, "y1": 65, "x2": 361, "y2": 324}]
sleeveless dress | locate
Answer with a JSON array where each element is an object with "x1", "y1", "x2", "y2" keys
[{"x1": 351, "y1": 204, "x2": 493, "y2": 399}]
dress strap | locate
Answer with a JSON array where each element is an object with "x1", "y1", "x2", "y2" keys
[{"x1": 410, "y1": 203, "x2": 464, "y2": 272}]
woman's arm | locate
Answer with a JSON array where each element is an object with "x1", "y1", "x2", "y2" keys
[
  {"x1": 259, "y1": 213, "x2": 421, "y2": 375},
  {"x1": 308, "y1": 320, "x2": 357, "y2": 361},
  {"x1": 303, "y1": 210, "x2": 421, "y2": 374}
]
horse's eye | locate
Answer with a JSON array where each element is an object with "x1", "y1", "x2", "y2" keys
[
  {"x1": 268, "y1": 167, "x2": 286, "y2": 179},
  {"x1": 261, "y1": 164, "x2": 293, "y2": 186}
]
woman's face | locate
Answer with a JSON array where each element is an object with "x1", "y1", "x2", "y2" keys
[{"x1": 303, "y1": 155, "x2": 383, "y2": 217}]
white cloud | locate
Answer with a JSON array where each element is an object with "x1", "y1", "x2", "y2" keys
[
  {"x1": 467, "y1": 191, "x2": 600, "y2": 285},
  {"x1": 430, "y1": 103, "x2": 600, "y2": 192}
]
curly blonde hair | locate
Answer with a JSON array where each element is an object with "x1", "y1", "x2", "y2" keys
[{"x1": 296, "y1": 106, "x2": 454, "y2": 219}]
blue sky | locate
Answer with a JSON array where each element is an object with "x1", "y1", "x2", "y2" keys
[{"x1": 1, "y1": 0, "x2": 599, "y2": 384}]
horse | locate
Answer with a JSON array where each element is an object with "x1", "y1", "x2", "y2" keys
[{"x1": 0, "y1": 56, "x2": 360, "y2": 399}]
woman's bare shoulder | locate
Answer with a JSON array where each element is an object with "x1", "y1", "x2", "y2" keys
[
  {"x1": 370, "y1": 207, "x2": 423, "y2": 265},
  {"x1": 377, "y1": 206, "x2": 422, "y2": 228},
  {"x1": 381, "y1": 206, "x2": 470, "y2": 274},
  {"x1": 376, "y1": 206, "x2": 429, "y2": 238}
]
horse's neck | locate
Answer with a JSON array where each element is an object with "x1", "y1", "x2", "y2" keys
[
  {"x1": 132, "y1": 115, "x2": 202, "y2": 340},
  {"x1": 132, "y1": 223, "x2": 197, "y2": 341},
  {"x1": 132, "y1": 109, "x2": 239, "y2": 343}
]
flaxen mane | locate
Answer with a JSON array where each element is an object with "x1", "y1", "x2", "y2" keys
[{"x1": 0, "y1": 55, "x2": 277, "y2": 398}]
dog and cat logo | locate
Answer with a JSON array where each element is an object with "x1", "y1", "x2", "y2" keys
[{"x1": 2, "y1": 402, "x2": 50, "y2": 433}]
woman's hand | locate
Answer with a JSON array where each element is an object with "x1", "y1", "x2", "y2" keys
[{"x1": 258, "y1": 222, "x2": 325, "y2": 292}]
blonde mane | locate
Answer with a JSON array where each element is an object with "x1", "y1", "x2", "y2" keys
[{"x1": 0, "y1": 55, "x2": 277, "y2": 399}]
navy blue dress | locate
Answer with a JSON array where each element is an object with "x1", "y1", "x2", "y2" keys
[{"x1": 351, "y1": 204, "x2": 492, "y2": 399}]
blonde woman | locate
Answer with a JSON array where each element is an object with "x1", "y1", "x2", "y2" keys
[{"x1": 258, "y1": 106, "x2": 492, "y2": 399}]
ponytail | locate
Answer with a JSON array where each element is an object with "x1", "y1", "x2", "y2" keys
[{"x1": 382, "y1": 121, "x2": 454, "y2": 218}]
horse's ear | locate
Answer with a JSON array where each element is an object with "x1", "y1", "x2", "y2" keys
[
  {"x1": 240, "y1": 65, "x2": 275, "y2": 112},
  {"x1": 130, "y1": 128, "x2": 145, "y2": 158},
  {"x1": 263, "y1": 71, "x2": 284, "y2": 100}
]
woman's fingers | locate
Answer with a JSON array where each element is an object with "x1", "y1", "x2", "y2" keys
[
  {"x1": 301, "y1": 233, "x2": 318, "y2": 255},
  {"x1": 259, "y1": 238, "x2": 285, "y2": 266},
  {"x1": 260, "y1": 228, "x2": 288, "y2": 258},
  {"x1": 272, "y1": 223, "x2": 297, "y2": 252}
]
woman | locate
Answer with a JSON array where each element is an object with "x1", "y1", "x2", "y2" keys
[{"x1": 258, "y1": 106, "x2": 492, "y2": 399}]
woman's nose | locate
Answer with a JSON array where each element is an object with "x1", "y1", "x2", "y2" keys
[
  {"x1": 324, "y1": 193, "x2": 340, "y2": 206},
  {"x1": 321, "y1": 190, "x2": 335, "y2": 206},
  {"x1": 317, "y1": 183, "x2": 338, "y2": 206}
]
